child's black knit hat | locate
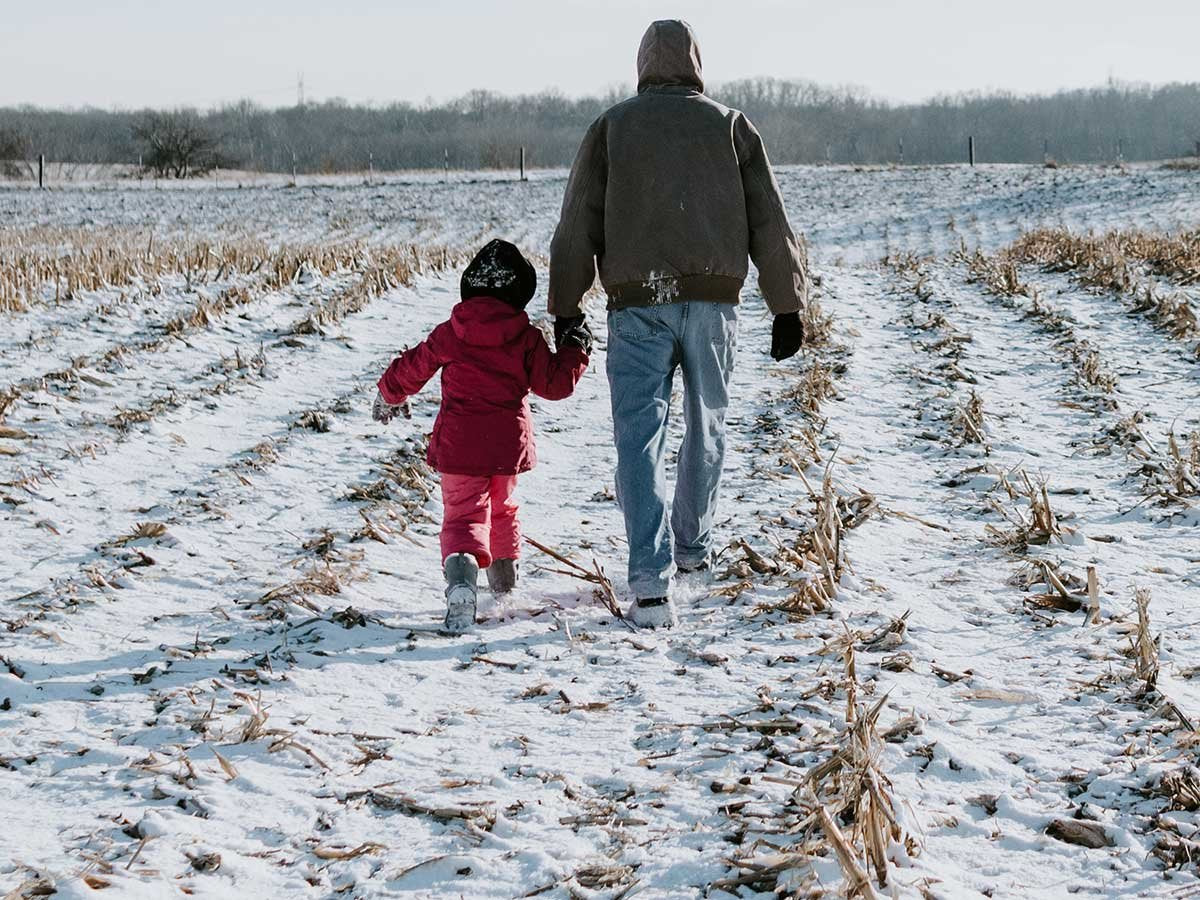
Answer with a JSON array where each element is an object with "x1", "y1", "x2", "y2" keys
[{"x1": 460, "y1": 238, "x2": 537, "y2": 310}]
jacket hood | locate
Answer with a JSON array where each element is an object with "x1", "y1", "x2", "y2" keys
[
  {"x1": 637, "y1": 19, "x2": 703, "y2": 93},
  {"x1": 451, "y1": 296, "x2": 531, "y2": 347},
  {"x1": 460, "y1": 238, "x2": 536, "y2": 310}
]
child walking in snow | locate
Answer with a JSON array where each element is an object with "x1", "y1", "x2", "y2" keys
[{"x1": 373, "y1": 239, "x2": 592, "y2": 633}]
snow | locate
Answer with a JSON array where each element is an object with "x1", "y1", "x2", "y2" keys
[{"x1": 1, "y1": 165, "x2": 1199, "y2": 898}]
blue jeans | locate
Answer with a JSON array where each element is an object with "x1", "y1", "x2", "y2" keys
[{"x1": 606, "y1": 301, "x2": 738, "y2": 599}]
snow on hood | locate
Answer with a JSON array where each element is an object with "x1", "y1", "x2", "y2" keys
[
  {"x1": 637, "y1": 19, "x2": 704, "y2": 94},
  {"x1": 451, "y1": 296, "x2": 530, "y2": 347}
]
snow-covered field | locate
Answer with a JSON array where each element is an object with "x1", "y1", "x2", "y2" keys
[
  {"x1": 6, "y1": 162, "x2": 1200, "y2": 264},
  {"x1": 2, "y1": 165, "x2": 1199, "y2": 898}
]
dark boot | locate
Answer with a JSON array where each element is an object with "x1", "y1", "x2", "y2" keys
[
  {"x1": 486, "y1": 558, "x2": 518, "y2": 594},
  {"x1": 443, "y1": 553, "x2": 478, "y2": 634}
]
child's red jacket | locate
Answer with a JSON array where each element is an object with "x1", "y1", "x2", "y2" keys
[{"x1": 378, "y1": 296, "x2": 588, "y2": 476}]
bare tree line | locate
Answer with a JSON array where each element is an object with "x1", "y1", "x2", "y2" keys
[{"x1": 1, "y1": 78, "x2": 1198, "y2": 177}]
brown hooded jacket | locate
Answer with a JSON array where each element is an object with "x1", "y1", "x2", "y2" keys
[{"x1": 548, "y1": 19, "x2": 809, "y2": 317}]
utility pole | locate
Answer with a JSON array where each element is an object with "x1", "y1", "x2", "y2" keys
[
  {"x1": 968, "y1": 135, "x2": 976, "y2": 167},
  {"x1": 519, "y1": 146, "x2": 526, "y2": 181},
  {"x1": 38, "y1": 154, "x2": 44, "y2": 189}
]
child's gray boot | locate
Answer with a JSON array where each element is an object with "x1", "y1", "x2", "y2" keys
[
  {"x1": 443, "y1": 553, "x2": 479, "y2": 634},
  {"x1": 486, "y1": 558, "x2": 518, "y2": 595}
]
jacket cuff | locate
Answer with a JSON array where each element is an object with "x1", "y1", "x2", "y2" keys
[
  {"x1": 762, "y1": 276, "x2": 808, "y2": 316},
  {"x1": 377, "y1": 376, "x2": 407, "y2": 406},
  {"x1": 764, "y1": 296, "x2": 804, "y2": 316},
  {"x1": 548, "y1": 297, "x2": 584, "y2": 318},
  {"x1": 559, "y1": 345, "x2": 590, "y2": 365}
]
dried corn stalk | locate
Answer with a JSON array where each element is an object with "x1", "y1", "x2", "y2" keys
[
  {"x1": 985, "y1": 470, "x2": 1072, "y2": 551},
  {"x1": 1132, "y1": 588, "x2": 1158, "y2": 688},
  {"x1": 951, "y1": 389, "x2": 988, "y2": 447}
]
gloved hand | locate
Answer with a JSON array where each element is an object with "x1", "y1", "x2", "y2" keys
[
  {"x1": 770, "y1": 312, "x2": 805, "y2": 361},
  {"x1": 372, "y1": 390, "x2": 410, "y2": 424},
  {"x1": 554, "y1": 314, "x2": 594, "y2": 355}
]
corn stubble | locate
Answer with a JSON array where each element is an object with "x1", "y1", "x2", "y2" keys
[
  {"x1": 715, "y1": 644, "x2": 919, "y2": 897},
  {"x1": 1008, "y1": 227, "x2": 1200, "y2": 355}
]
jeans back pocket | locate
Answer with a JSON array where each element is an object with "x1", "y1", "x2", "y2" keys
[{"x1": 608, "y1": 306, "x2": 663, "y2": 342}]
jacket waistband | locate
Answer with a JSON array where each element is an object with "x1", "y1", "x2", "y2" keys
[{"x1": 606, "y1": 274, "x2": 743, "y2": 309}]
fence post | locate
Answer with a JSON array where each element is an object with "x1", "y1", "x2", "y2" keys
[
  {"x1": 898, "y1": 138, "x2": 904, "y2": 164},
  {"x1": 291, "y1": 151, "x2": 297, "y2": 185},
  {"x1": 968, "y1": 135, "x2": 976, "y2": 167},
  {"x1": 368, "y1": 151, "x2": 373, "y2": 182},
  {"x1": 519, "y1": 146, "x2": 526, "y2": 181},
  {"x1": 444, "y1": 148, "x2": 449, "y2": 182},
  {"x1": 38, "y1": 154, "x2": 44, "y2": 188}
]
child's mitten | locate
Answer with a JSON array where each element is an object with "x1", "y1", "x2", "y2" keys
[{"x1": 372, "y1": 390, "x2": 408, "y2": 424}]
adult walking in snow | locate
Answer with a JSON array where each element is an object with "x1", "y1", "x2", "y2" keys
[{"x1": 548, "y1": 19, "x2": 810, "y2": 628}]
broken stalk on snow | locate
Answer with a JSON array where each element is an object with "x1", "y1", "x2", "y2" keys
[
  {"x1": 1086, "y1": 565, "x2": 1100, "y2": 625},
  {"x1": 525, "y1": 536, "x2": 623, "y2": 619}
]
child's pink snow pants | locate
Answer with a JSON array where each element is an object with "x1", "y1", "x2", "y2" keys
[{"x1": 440, "y1": 473, "x2": 521, "y2": 568}]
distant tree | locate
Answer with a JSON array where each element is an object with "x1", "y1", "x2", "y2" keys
[
  {"x1": 132, "y1": 111, "x2": 220, "y2": 177},
  {"x1": 0, "y1": 126, "x2": 31, "y2": 177}
]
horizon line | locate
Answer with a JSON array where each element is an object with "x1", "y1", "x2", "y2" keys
[{"x1": 2, "y1": 74, "x2": 1194, "y2": 116}]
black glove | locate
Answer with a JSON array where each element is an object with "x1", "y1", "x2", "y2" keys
[
  {"x1": 770, "y1": 312, "x2": 804, "y2": 361},
  {"x1": 554, "y1": 315, "x2": 594, "y2": 355}
]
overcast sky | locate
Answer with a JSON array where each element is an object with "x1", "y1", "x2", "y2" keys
[{"x1": 3, "y1": 0, "x2": 1197, "y2": 109}]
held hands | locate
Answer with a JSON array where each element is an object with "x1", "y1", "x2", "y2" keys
[
  {"x1": 770, "y1": 312, "x2": 805, "y2": 362},
  {"x1": 554, "y1": 315, "x2": 594, "y2": 355},
  {"x1": 372, "y1": 390, "x2": 411, "y2": 425}
]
